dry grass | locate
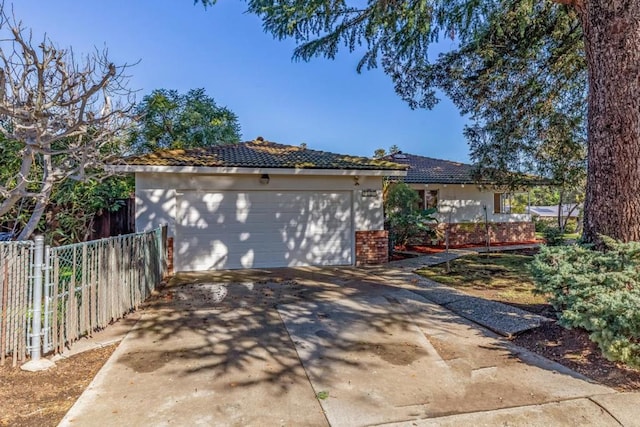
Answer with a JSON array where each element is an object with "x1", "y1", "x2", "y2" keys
[{"x1": 416, "y1": 252, "x2": 547, "y2": 309}]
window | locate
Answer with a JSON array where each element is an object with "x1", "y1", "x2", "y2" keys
[
  {"x1": 425, "y1": 190, "x2": 439, "y2": 210},
  {"x1": 493, "y1": 193, "x2": 511, "y2": 214},
  {"x1": 494, "y1": 193, "x2": 502, "y2": 214},
  {"x1": 418, "y1": 189, "x2": 438, "y2": 211}
]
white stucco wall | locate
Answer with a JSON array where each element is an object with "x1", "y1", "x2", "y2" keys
[
  {"x1": 408, "y1": 183, "x2": 531, "y2": 223},
  {"x1": 135, "y1": 173, "x2": 385, "y2": 236}
]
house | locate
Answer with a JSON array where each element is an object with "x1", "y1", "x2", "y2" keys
[
  {"x1": 384, "y1": 152, "x2": 536, "y2": 246},
  {"x1": 111, "y1": 138, "x2": 407, "y2": 271}
]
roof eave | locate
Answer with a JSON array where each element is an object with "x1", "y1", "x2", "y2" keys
[{"x1": 107, "y1": 165, "x2": 407, "y2": 177}]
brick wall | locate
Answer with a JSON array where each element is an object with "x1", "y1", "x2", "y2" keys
[
  {"x1": 355, "y1": 230, "x2": 389, "y2": 265},
  {"x1": 167, "y1": 237, "x2": 174, "y2": 275},
  {"x1": 433, "y1": 222, "x2": 536, "y2": 246}
]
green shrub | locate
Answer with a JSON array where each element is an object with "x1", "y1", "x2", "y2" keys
[
  {"x1": 542, "y1": 226, "x2": 565, "y2": 246},
  {"x1": 563, "y1": 218, "x2": 578, "y2": 234},
  {"x1": 533, "y1": 216, "x2": 548, "y2": 233},
  {"x1": 530, "y1": 239, "x2": 640, "y2": 368},
  {"x1": 384, "y1": 182, "x2": 438, "y2": 246}
]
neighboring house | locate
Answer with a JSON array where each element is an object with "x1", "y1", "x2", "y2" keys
[
  {"x1": 384, "y1": 152, "x2": 536, "y2": 246},
  {"x1": 529, "y1": 204, "x2": 581, "y2": 219},
  {"x1": 111, "y1": 138, "x2": 406, "y2": 271}
]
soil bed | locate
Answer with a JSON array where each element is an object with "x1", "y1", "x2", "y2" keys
[{"x1": 0, "y1": 344, "x2": 117, "y2": 427}]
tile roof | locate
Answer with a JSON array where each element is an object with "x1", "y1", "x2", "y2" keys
[
  {"x1": 120, "y1": 138, "x2": 407, "y2": 171},
  {"x1": 384, "y1": 152, "x2": 487, "y2": 184}
]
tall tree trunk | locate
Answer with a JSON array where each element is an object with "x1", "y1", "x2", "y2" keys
[{"x1": 579, "y1": 1, "x2": 640, "y2": 244}]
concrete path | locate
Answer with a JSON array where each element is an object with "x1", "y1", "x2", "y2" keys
[
  {"x1": 379, "y1": 252, "x2": 552, "y2": 336},
  {"x1": 59, "y1": 266, "x2": 639, "y2": 426}
]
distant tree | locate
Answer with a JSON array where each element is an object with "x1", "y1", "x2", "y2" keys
[
  {"x1": 0, "y1": 9, "x2": 134, "y2": 240},
  {"x1": 373, "y1": 148, "x2": 387, "y2": 159},
  {"x1": 193, "y1": 0, "x2": 640, "y2": 246},
  {"x1": 388, "y1": 145, "x2": 401, "y2": 155},
  {"x1": 129, "y1": 88, "x2": 241, "y2": 153}
]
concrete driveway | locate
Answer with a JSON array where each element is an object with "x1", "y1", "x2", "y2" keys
[{"x1": 60, "y1": 266, "x2": 636, "y2": 426}]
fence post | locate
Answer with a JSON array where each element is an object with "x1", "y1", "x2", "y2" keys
[
  {"x1": 21, "y1": 236, "x2": 54, "y2": 371},
  {"x1": 31, "y1": 236, "x2": 44, "y2": 361},
  {"x1": 43, "y1": 245, "x2": 51, "y2": 353}
]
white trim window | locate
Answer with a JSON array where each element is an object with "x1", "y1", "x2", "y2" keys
[
  {"x1": 493, "y1": 192, "x2": 512, "y2": 214},
  {"x1": 418, "y1": 189, "x2": 439, "y2": 211}
]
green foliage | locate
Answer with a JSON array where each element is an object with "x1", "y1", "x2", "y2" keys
[
  {"x1": 535, "y1": 217, "x2": 578, "y2": 235},
  {"x1": 129, "y1": 88, "x2": 241, "y2": 153},
  {"x1": 532, "y1": 216, "x2": 548, "y2": 233},
  {"x1": 316, "y1": 391, "x2": 329, "y2": 400},
  {"x1": 531, "y1": 240, "x2": 640, "y2": 368},
  {"x1": 373, "y1": 148, "x2": 387, "y2": 159},
  {"x1": 384, "y1": 182, "x2": 437, "y2": 246},
  {"x1": 0, "y1": 172, "x2": 133, "y2": 245},
  {"x1": 195, "y1": 0, "x2": 587, "y2": 190},
  {"x1": 542, "y1": 226, "x2": 564, "y2": 246},
  {"x1": 421, "y1": 3, "x2": 586, "y2": 191},
  {"x1": 0, "y1": 131, "x2": 133, "y2": 243}
]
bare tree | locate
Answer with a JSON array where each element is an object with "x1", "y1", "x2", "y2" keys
[{"x1": 0, "y1": 6, "x2": 135, "y2": 240}]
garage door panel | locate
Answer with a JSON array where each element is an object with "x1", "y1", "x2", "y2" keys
[{"x1": 176, "y1": 190, "x2": 352, "y2": 271}]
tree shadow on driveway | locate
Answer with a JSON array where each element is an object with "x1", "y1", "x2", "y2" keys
[{"x1": 106, "y1": 266, "x2": 614, "y2": 426}]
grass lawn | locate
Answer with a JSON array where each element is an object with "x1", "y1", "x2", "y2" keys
[
  {"x1": 535, "y1": 231, "x2": 580, "y2": 241},
  {"x1": 415, "y1": 252, "x2": 550, "y2": 314}
]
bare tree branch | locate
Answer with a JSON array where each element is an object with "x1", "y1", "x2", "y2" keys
[{"x1": 0, "y1": 4, "x2": 135, "y2": 239}]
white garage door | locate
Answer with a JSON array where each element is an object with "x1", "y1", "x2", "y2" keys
[{"x1": 175, "y1": 190, "x2": 353, "y2": 271}]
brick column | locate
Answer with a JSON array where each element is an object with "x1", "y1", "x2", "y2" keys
[
  {"x1": 355, "y1": 230, "x2": 389, "y2": 265},
  {"x1": 167, "y1": 236, "x2": 174, "y2": 275}
]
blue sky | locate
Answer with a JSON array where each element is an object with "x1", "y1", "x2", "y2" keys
[{"x1": 13, "y1": 1, "x2": 470, "y2": 162}]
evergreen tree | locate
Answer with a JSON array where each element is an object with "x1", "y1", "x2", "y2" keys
[{"x1": 194, "y1": 0, "x2": 640, "y2": 245}]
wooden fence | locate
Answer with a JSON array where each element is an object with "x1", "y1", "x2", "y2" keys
[
  {"x1": 0, "y1": 241, "x2": 33, "y2": 366},
  {"x1": 0, "y1": 227, "x2": 167, "y2": 364},
  {"x1": 89, "y1": 197, "x2": 136, "y2": 240}
]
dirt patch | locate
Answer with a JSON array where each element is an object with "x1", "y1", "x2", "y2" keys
[
  {"x1": 0, "y1": 344, "x2": 116, "y2": 427},
  {"x1": 512, "y1": 322, "x2": 640, "y2": 391}
]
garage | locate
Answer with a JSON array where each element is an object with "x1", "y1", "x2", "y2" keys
[
  {"x1": 114, "y1": 138, "x2": 406, "y2": 271},
  {"x1": 175, "y1": 190, "x2": 353, "y2": 271}
]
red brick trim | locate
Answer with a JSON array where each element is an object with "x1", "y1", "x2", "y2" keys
[
  {"x1": 167, "y1": 237, "x2": 174, "y2": 275},
  {"x1": 355, "y1": 230, "x2": 388, "y2": 265},
  {"x1": 434, "y1": 222, "x2": 535, "y2": 246}
]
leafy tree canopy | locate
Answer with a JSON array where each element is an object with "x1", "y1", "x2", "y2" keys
[
  {"x1": 195, "y1": 1, "x2": 585, "y2": 180},
  {"x1": 129, "y1": 88, "x2": 241, "y2": 153}
]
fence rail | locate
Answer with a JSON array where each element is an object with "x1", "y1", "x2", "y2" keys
[{"x1": 0, "y1": 227, "x2": 166, "y2": 365}]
